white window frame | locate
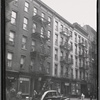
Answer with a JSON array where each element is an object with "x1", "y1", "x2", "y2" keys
[
  {"x1": 7, "y1": 52, "x2": 13, "y2": 67},
  {"x1": 9, "y1": 31, "x2": 15, "y2": 43},
  {"x1": 24, "y1": 2, "x2": 29, "y2": 12},
  {"x1": 31, "y1": 40, "x2": 35, "y2": 51},
  {"x1": 11, "y1": 11, "x2": 16, "y2": 24},
  {"x1": 32, "y1": 23, "x2": 37, "y2": 33},
  {"x1": 41, "y1": 12, "x2": 45, "y2": 21},
  {"x1": 23, "y1": 17, "x2": 28, "y2": 30},
  {"x1": 33, "y1": 7, "x2": 38, "y2": 16},
  {"x1": 48, "y1": 17, "x2": 51, "y2": 26},
  {"x1": 22, "y1": 36, "x2": 27, "y2": 49},
  {"x1": 47, "y1": 30, "x2": 51, "y2": 39},
  {"x1": 41, "y1": 27, "x2": 44, "y2": 38},
  {"x1": 55, "y1": 21, "x2": 58, "y2": 31}
]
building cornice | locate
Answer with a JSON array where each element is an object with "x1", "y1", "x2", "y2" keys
[{"x1": 34, "y1": 0, "x2": 74, "y2": 28}]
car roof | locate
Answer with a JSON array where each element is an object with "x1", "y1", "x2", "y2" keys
[{"x1": 41, "y1": 90, "x2": 57, "y2": 100}]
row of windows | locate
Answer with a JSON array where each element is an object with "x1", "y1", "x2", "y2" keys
[
  {"x1": 75, "y1": 32, "x2": 88, "y2": 46},
  {"x1": 7, "y1": 52, "x2": 50, "y2": 73},
  {"x1": 8, "y1": 29, "x2": 51, "y2": 47},
  {"x1": 54, "y1": 64, "x2": 88, "y2": 80},
  {"x1": 11, "y1": 9, "x2": 51, "y2": 29}
]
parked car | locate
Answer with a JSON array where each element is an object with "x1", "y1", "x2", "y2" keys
[{"x1": 40, "y1": 90, "x2": 70, "y2": 100}]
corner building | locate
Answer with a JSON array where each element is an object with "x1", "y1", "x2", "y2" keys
[{"x1": 6, "y1": 0, "x2": 91, "y2": 98}]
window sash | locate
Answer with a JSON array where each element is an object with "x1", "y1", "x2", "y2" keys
[
  {"x1": 33, "y1": 7, "x2": 37, "y2": 16},
  {"x1": 11, "y1": 18, "x2": 16, "y2": 24},
  {"x1": 11, "y1": 11, "x2": 16, "y2": 18},
  {"x1": 7, "y1": 60, "x2": 12, "y2": 67},
  {"x1": 7, "y1": 53, "x2": 13, "y2": 60}
]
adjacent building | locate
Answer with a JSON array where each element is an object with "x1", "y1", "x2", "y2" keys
[{"x1": 6, "y1": 0, "x2": 96, "y2": 99}]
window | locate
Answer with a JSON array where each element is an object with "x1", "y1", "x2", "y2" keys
[
  {"x1": 65, "y1": 67, "x2": 68, "y2": 77},
  {"x1": 55, "y1": 34, "x2": 58, "y2": 45},
  {"x1": 20, "y1": 55, "x2": 26, "y2": 68},
  {"x1": 24, "y1": 2, "x2": 29, "y2": 12},
  {"x1": 65, "y1": 28, "x2": 68, "y2": 34},
  {"x1": 47, "y1": 30, "x2": 51, "y2": 39},
  {"x1": 31, "y1": 40, "x2": 35, "y2": 51},
  {"x1": 60, "y1": 25, "x2": 63, "y2": 32},
  {"x1": 78, "y1": 36, "x2": 81, "y2": 43},
  {"x1": 41, "y1": 27, "x2": 44, "y2": 37},
  {"x1": 32, "y1": 23, "x2": 37, "y2": 33},
  {"x1": 61, "y1": 66, "x2": 63, "y2": 76},
  {"x1": 30, "y1": 60, "x2": 34, "y2": 67},
  {"x1": 61, "y1": 37, "x2": 63, "y2": 44},
  {"x1": 71, "y1": 68, "x2": 73, "y2": 78},
  {"x1": 79, "y1": 59, "x2": 81, "y2": 67},
  {"x1": 75, "y1": 33, "x2": 77, "y2": 42},
  {"x1": 33, "y1": 7, "x2": 38, "y2": 16},
  {"x1": 9, "y1": 31, "x2": 15, "y2": 44},
  {"x1": 23, "y1": 17, "x2": 28, "y2": 30},
  {"x1": 11, "y1": 11, "x2": 16, "y2": 24},
  {"x1": 85, "y1": 40, "x2": 87, "y2": 48},
  {"x1": 60, "y1": 51, "x2": 63, "y2": 57},
  {"x1": 76, "y1": 69, "x2": 78, "y2": 79},
  {"x1": 22, "y1": 36, "x2": 27, "y2": 49},
  {"x1": 80, "y1": 71, "x2": 82, "y2": 79},
  {"x1": 48, "y1": 17, "x2": 51, "y2": 26},
  {"x1": 70, "y1": 42, "x2": 73, "y2": 50},
  {"x1": 75, "y1": 44, "x2": 77, "y2": 54},
  {"x1": 55, "y1": 21, "x2": 58, "y2": 31},
  {"x1": 41, "y1": 12, "x2": 45, "y2": 21},
  {"x1": 14, "y1": 0, "x2": 18, "y2": 6},
  {"x1": 7, "y1": 52, "x2": 13, "y2": 67},
  {"x1": 47, "y1": 62, "x2": 50, "y2": 74},
  {"x1": 75, "y1": 56, "x2": 77, "y2": 67},
  {"x1": 19, "y1": 78, "x2": 30, "y2": 94},
  {"x1": 55, "y1": 48, "x2": 58, "y2": 60},
  {"x1": 55, "y1": 64, "x2": 58, "y2": 76},
  {"x1": 69, "y1": 31, "x2": 72, "y2": 39}
]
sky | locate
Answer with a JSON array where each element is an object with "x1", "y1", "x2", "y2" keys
[{"x1": 41, "y1": 0, "x2": 97, "y2": 31}]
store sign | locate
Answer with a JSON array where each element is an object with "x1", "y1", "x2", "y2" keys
[
  {"x1": 65, "y1": 83, "x2": 69, "y2": 86},
  {"x1": 19, "y1": 78, "x2": 29, "y2": 81}
]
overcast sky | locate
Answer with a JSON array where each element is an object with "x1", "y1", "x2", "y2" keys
[{"x1": 41, "y1": 0, "x2": 97, "y2": 31}]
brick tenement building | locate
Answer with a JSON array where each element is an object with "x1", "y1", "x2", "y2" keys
[{"x1": 6, "y1": 0, "x2": 95, "y2": 98}]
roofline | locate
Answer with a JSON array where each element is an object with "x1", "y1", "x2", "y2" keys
[
  {"x1": 73, "y1": 23, "x2": 88, "y2": 36},
  {"x1": 34, "y1": 0, "x2": 74, "y2": 28}
]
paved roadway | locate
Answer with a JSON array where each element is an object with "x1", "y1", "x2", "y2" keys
[{"x1": 70, "y1": 98, "x2": 97, "y2": 100}]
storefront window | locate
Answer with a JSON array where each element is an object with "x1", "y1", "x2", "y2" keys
[{"x1": 18, "y1": 78, "x2": 30, "y2": 95}]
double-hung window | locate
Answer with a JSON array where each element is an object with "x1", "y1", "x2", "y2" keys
[
  {"x1": 23, "y1": 17, "x2": 28, "y2": 30},
  {"x1": 31, "y1": 40, "x2": 35, "y2": 51},
  {"x1": 41, "y1": 27, "x2": 44, "y2": 38},
  {"x1": 24, "y1": 2, "x2": 29, "y2": 12},
  {"x1": 9, "y1": 31, "x2": 15, "y2": 44},
  {"x1": 20, "y1": 55, "x2": 26, "y2": 68},
  {"x1": 11, "y1": 11, "x2": 17, "y2": 24},
  {"x1": 7, "y1": 52, "x2": 13, "y2": 67},
  {"x1": 48, "y1": 17, "x2": 51, "y2": 26},
  {"x1": 41, "y1": 13, "x2": 45, "y2": 21},
  {"x1": 32, "y1": 23, "x2": 36, "y2": 33},
  {"x1": 22, "y1": 36, "x2": 27, "y2": 49},
  {"x1": 47, "y1": 30, "x2": 51, "y2": 40},
  {"x1": 33, "y1": 7, "x2": 38, "y2": 16}
]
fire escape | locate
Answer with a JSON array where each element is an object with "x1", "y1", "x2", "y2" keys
[
  {"x1": 30, "y1": 14, "x2": 50, "y2": 75},
  {"x1": 78, "y1": 41, "x2": 88, "y2": 80},
  {"x1": 60, "y1": 30, "x2": 73, "y2": 78}
]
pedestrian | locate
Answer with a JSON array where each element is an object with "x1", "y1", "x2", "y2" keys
[
  {"x1": 81, "y1": 93, "x2": 85, "y2": 100},
  {"x1": 32, "y1": 90, "x2": 37, "y2": 100}
]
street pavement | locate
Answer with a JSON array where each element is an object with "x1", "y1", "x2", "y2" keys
[{"x1": 70, "y1": 98, "x2": 97, "y2": 100}]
